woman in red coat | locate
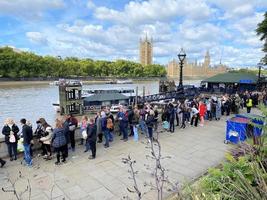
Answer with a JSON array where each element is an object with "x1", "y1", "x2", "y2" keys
[{"x1": 199, "y1": 101, "x2": 207, "y2": 127}]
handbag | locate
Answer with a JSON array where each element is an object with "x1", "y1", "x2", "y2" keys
[
  {"x1": 69, "y1": 125, "x2": 76, "y2": 131},
  {"x1": 82, "y1": 130, "x2": 88, "y2": 140},
  {"x1": 9, "y1": 134, "x2": 16, "y2": 143}
]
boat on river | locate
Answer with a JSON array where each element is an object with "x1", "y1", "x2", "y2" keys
[
  {"x1": 81, "y1": 87, "x2": 135, "y2": 98},
  {"x1": 105, "y1": 79, "x2": 133, "y2": 84}
]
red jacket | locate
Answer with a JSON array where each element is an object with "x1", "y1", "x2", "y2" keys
[{"x1": 199, "y1": 104, "x2": 207, "y2": 117}]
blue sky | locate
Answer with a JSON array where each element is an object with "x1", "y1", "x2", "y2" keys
[{"x1": 0, "y1": 0, "x2": 266, "y2": 67}]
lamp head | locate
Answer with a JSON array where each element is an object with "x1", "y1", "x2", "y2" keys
[{"x1": 178, "y1": 48, "x2": 186, "y2": 62}]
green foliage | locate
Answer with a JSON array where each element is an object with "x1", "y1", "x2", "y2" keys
[
  {"x1": 0, "y1": 47, "x2": 166, "y2": 78},
  {"x1": 256, "y1": 12, "x2": 267, "y2": 64},
  {"x1": 175, "y1": 105, "x2": 267, "y2": 200}
]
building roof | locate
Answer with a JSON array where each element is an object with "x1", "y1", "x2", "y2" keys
[
  {"x1": 83, "y1": 93, "x2": 129, "y2": 102},
  {"x1": 202, "y1": 72, "x2": 258, "y2": 84}
]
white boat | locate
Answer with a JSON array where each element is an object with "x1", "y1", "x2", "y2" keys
[
  {"x1": 110, "y1": 105, "x2": 121, "y2": 113},
  {"x1": 116, "y1": 79, "x2": 133, "y2": 84},
  {"x1": 49, "y1": 81, "x2": 59, "y2": 86}
]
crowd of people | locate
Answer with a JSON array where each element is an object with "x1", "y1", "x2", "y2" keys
[{"x1": 0, "y1": 90, "x2": 265, "y2": 168}]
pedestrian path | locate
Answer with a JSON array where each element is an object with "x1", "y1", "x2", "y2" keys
[{"x1": 0, "y1": 111, "x2": 244, "y2": 200}]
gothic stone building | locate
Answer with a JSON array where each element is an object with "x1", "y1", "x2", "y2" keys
[
  {"x1": 139, "y1": 36, "x2": 153, "y2": 66},
  {"x1": 167, "y1": 51, "x2": 227, "y2": 78}
]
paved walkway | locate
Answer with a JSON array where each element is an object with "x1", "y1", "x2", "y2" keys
[{"x1": 0, "y1": 110, "x2": 247, "y2": 200}]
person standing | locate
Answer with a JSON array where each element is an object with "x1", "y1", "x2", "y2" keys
[
  {"x1": 190, "y1": 106, "x2": 199, "y2": 127},
  {"x1": 121, "y1": 108, "x2": 129, "y2": 142},
  {"x1": 20, "y1": 118, "x2": 33, "y2": 167},
  {"x1": 117, "y1": 107, "x2": 125, "y2": 137},
  {"x1": 2, "y1": 118, "x2": 19, "y2": 161},
  {"x1": 79, "y1": 115, "x2": 88, "y2": 146},
  {"x1": 52, "y1": 118, "x2": 67, "y2": 165},
  {"x1": 145, "y1": 110, "x2": 155, "y2": 140},
  {"x1": 168, "y1": 103, "x2": 175, "y2": 133},
  {"x1": 68, "y1": 114, "x2": 78, "y2": 152},
  {"x1": 128, "y1": 106, "x2": 134, "y2": 137},
  {"x1": 199, "y1": 101, "x2": 207, "y2": 127},
  {"x1": 86, "y1": 118, "x2": 97, "y2": 159},
  {"x1": 95, "y1": 112, "x2": 103, "y2": 143},
  {"x1": 106, "y1": 111, "x2": 114, "y2": 142},
  {"x1": 246, "y1": 95, "x2": 253, "y2": 113},
  {"x1": 38, "y1": 118, "x2": 53, "y2": 160},
  {"x1": 101, "y1": 112, "x2": 109, "y2": 148},
  {"x1": 63, "y1": 116, "x2": 70, "y2": 158}
]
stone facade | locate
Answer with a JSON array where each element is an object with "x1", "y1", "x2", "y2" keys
[
  {"x1": 139, "y1": 35, "x2": 153, "y2": 66},
  {"x1": 167, "y1": 51, "x2": 227, "y2": 78}
]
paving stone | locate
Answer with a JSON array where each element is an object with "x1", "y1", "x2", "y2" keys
[
  {"x1": 64, "y1": 185, "x2": 88, "y2": 200},
  {"x1": 88, "y1": 187, "x2": 115, "y2": 200}
]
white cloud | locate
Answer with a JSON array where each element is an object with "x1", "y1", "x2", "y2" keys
[
  {"x1": 94, "y1": 0, "x2": 212, "y2": 25},
  {"x1": 26, "y1": 32, "x2": 48, "y2": 44},
  {"x1": 0, "y1": 0, "x2": 64, "y2": 20}
]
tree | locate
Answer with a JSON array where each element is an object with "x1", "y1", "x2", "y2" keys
[{"x1": 256, "y1": 12, "x2": 267, "y2": 64}]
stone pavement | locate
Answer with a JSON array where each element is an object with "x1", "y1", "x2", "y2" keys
[{"x1": 0, "y1": 110, "x2": 247, "y2": 200}]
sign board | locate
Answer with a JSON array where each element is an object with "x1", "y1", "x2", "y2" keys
[{"x1": 239, "y1": 79, "x2": 253, "y2": 84}]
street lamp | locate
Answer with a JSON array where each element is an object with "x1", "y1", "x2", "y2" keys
[{"x1": 177, "y1": 48, "x2": 186, "y2": 88}]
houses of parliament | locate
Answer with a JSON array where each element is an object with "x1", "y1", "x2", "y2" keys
[{"x1": 139, "y1": 35, "x2": 228, "y2": 77}]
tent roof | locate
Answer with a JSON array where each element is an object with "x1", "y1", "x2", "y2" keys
[
  {"x1": 202, "y1": 72, "x2": 258, "y2": 84},
  {"x1": 84, "y1": 93, "x2": 129, "y2": 102}
]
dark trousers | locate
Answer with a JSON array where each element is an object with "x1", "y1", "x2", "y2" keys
[
  {"x1": 175, "y1": 113, "x2": 179, "y2": 126},
  {"x1": 169, "y1": 119, "x2": 175, "y2": 132},
  {"x1": 148, "y1": 127, "x2": 153, "y2": 139},
  {"x1": 41, "y1": 143, "x2": 52, "y2": 156},
  {"x1": 129, "y1": 124, "x2": 134, "y2": 136},
  {"x1": 63, "y1": 144, "x2": 68, "y2": 158},
  {"x1": 7, "y1": 143, "x2": 17, "y2": 159},
  {"x1": 207, "y1": 111, "x2": 212, "y2": 120},
  {"x1": 190, "y1": 115, "x2": 199, "y2": 127},
  {"x1": 69, "y1": 131, "x2": 75, "y2": 149},
  {"x1": 55, "y1": 146, "x2": 66, "y2": 163},
  {"x1": 122, "y1": 125, "x2": 128, "y2": 140},
  {"x1": 98, "y1": 133, "x2": 103, "y2": 142},
  {"x1": 247, "y1": 106, "x2": 251, "y2": 113},
  {"x1": 103, "y1": 129, "x2": 110, "y2": 147},
  {"x1": 89, "y1": 140, "x2": 96, "y2": 158}
]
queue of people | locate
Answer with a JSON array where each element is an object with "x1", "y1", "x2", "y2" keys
[{"x1": 0, "y1": 90, "x2": 263, "y2": 168}]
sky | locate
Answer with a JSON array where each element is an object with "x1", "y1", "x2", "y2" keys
[{"x1": 0, "y1": 0, "x2": 266, "y2": 67}]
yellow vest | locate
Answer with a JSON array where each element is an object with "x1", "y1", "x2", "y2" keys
[{"x1": 246, "y1": 99, "x2": 252, "y2": 107}]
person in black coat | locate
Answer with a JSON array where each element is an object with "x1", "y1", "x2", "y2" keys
[
  {"x1": 168, "y1": 103, "x2": 175, "y2": 133},
  {"x1": 86, "y1": 118, "x2": 97, "y2": 159},
  {"x1": 2, "y1": 118, "x2": 20, "y2": 161},
  {"x1": 128, "y1": 106, "x2": 134, "y2": 136},
  {"x1": 20, "y1": 118, "x2": 33, "y2": 166}
]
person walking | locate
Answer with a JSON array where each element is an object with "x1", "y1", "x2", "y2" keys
[
  {"x1": 106, "y1": 111, "x2": 114, "y2": 142},
  {"x1": 86, "y1": 118, "x2": 97, "y2": 159},
  {"x1": 52, "y1": 118, "x2": 67, "y2": 165},
  {"x1": 20, "y1": 118, "x2": 33, "y2": 167},
  {"x1": 2, "y1": 118, "x2": 19, "y2": 161}
]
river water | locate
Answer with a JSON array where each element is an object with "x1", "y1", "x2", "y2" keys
[{"x1": 0, "y1": 80, "x2": 200, "y2": 136}]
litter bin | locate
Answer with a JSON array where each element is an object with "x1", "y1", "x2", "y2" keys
[{"x1": 225, "y1": 117, "x2": 249, "y2": 144}]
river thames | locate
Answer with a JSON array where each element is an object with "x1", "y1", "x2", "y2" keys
[{"x1": 0, "y1": 80, "x2": 200, "y2": 136}]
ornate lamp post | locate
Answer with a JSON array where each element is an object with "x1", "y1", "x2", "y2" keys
[{"x1": 177, "y1": 48, "x2": 186, "y2": 88}]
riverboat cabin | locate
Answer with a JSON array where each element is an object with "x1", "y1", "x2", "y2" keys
[
  {"x1": 59, "y1": 80, "x2": 83, "y2": 115},
  {"x1": 83, "y1": 93, "x2": 129, "y2": 108},
  {"x1": 201, "y1": 72, "x2": 258, "y2": 93}
]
